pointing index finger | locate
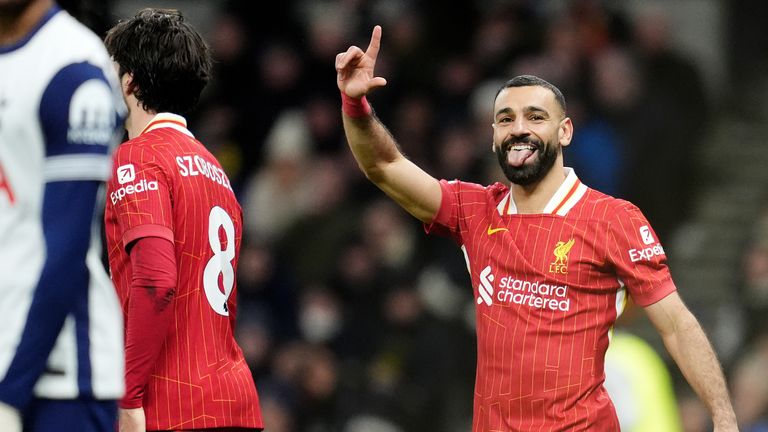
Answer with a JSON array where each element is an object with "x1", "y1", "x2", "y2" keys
[{"x1": 365, "y1": 25, "x2": 382, "y2": 60}]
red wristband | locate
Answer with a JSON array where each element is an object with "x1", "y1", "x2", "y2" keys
[{"x1": 341, "y1": 92, "x2": 372, "y2": 118}]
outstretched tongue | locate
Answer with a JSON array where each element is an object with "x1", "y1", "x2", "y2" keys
[{"x1": 507, "y1": 148, "x2": 534, "y2": 167}]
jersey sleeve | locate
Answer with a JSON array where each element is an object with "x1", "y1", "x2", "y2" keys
[
  {"x1": 39, "y1": 61, "x2": 123, "y2": 183},
  {"x1": 122, "y1": 236, "x2": 177, "y2": 409},
  {"x1": 606, "y1": 202, "x2": 676, "y2": 306},
  {"x1": 424, "y1": 179, "x2": 474, "y2": 243},
  {"x1": 107, "y1": 144, "x2": 174, "y2": 249}
]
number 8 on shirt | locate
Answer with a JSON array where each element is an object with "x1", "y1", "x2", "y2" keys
[{"x1": 104, "y1": 113, "x2": 262, "y2": 430}]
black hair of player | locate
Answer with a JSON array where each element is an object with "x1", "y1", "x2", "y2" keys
[
  {"x1": 495, "y1": 75, "x2": 567, "y2": 115},
  {"x1": 104, "y1": 8, "x2": 212, "y2": 115}
]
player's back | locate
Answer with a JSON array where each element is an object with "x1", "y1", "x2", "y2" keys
[{"x1": 105, "y1": 114, "x2": 261, "y2": 429}]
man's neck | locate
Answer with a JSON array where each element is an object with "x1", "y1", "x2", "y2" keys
[
  {"x1": 125, "y1": 110, "x2": 157, "y2": 140},
  {"x1": 511, "y1": 163, "x2": 568, "y2": 214},
  {"x1": 0, "y1": 0, "x2": 54, "y2": 45}
]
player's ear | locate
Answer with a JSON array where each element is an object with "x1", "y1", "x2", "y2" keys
[
  {"x1": 121, "y1": 72, "x2": 137, "y2": 96},
  {"x1": 558, "y1": 117, "x2": 573, "y2": 148}
]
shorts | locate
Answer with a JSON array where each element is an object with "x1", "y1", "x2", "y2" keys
[{"x1": 23, "y1": 398, "x2": 116, "y2": 432}]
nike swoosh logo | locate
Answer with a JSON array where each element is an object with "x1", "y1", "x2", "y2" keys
[{"x1": 487, "y1": 225, "x2": 508, "y2": 235}]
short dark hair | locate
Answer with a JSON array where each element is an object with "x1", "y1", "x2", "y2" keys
[
  {"x1": 104, "y1": 8, "x2": 212, "y2": 114},
  {"x1": 495, "y1": 75, "x2": 567, "y2": 114}
]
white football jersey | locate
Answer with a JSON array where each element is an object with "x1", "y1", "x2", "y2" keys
[{"x1": 0, "y1": 6, "x2": 124, "y2": 400}]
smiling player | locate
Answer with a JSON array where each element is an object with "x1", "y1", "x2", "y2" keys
[{"x1": 335, "y1": 25, "x2": 737, "y2": 431}]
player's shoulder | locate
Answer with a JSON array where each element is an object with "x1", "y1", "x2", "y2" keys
[
  {"x1": 445, "y1": 179, "x2": 508, "y2": 197},
  {"x1": 581, "y1": 187, "x2": 643, "y2": 219},
  {"x1": 6, "y1": 7, "x2": 119, "y2": 102},
  {"x1": 41, "y1": 10, "x2": 111, "y2": 61},
  {"x1": 115, "y1": 129, "x2": 206, "y2": 165},
  {"x1": 486, "y1": 181, "x2": 510, "y2": 197},
  {"x1": 113, "y1": 134, "x2": 167, "y2": 162},
  {"x1": 443, "y1": 179, "x2": 510, "y2": 211},
  {"x1": 32, "y1": 9, "x2": 122, "y2": 118}
]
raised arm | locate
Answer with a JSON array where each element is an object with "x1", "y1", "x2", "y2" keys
[
  {"x1": 335, "y1": 25, "x2": 441, "y2": 223},
  {"x1": 643, "y1": 292, "x2": 738, "y2": 431}
]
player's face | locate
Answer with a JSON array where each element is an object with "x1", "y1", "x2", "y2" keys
[{"x1": 492, "y1": 86, "x2": 570, "y2": 186}]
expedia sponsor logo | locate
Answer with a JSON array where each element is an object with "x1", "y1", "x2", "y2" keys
[
  {"x1": 628, "y1": 225, "x2": 665, "y2": 262},
  {"x1": 639, "y1": 225, "x2": 655, "y2": 245},
  {"x1": 110, "y1": 178, "x2": 158, "y2": 204},
  {"x1": 116, "y1": 164, "x2": 135, "y2": 184},
  {"x1": 476, "y1": 265, "x2": 570, "y2": 311},
  {"x1": 629, "y1": 244, "x2": 665, "y2": 263}
]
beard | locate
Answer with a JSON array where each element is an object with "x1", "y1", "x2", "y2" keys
[{"x1": 495, "y1": 135, "x2": 559, "y2": 186}]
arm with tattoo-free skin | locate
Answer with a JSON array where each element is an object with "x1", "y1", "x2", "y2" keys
[
  {"x1": 335, "y1": 25, "x2": 441, "y2": 224},
  {"x1": 644, "y1": 292, "x2": 738, "y2": 431}
]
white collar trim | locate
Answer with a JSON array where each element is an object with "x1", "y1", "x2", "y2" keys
[
  {"x1": 498, "y1": 168, "x2": 587, "y2": 216},
  {"x1": 140, "y1": 113, "x2": 194, "y2": 138}
]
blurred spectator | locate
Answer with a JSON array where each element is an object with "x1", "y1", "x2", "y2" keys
[
  {"x1": 191, "y1": 9, "x2": 252, "y2": 189},
  {"x1": 623, "y1": 6, "x2": 710, "y2": 242},
  {"x1": 237, "y1": 240, "x2": 300, "y2": 342},
  {"x1": 604, "y1": 329, "x2": 683, "y2": 431},
  {"x1": 433, "y1": 125, "x2": 486, "y2": 183},
  {"x1": 470, "y1": 2, "x2": 539, "y2": 77},
  {"x1": 297, "y1": 286, "x2": 343, "y2": 345},
  {"x1": 258, "y1": 395, "x2": 295, "y2": 432},
  {"x1": 277, "y1": 155, "x2": 360, "y2": 285},
  {"x1": 343, "y1": 415, "x2": 403, "y2": 432},
  {"x1": 731, "y1": 333, "x2": 768, "y2": 432},
  {"x1": 740, "y1": 206, "x2": 768, "y2": 339},
  {"x1": 305, "y1": 95, "x2": 346, "y2": 155},
  {"x1": 388, "y1": 93, "x2": 436, "y2": 170},
  {"x1": 361, "y1": 284, "x2": 474, "y2": 431},
  {"x1": 237, "y1": 315, "x2": 275, "y2": 381},
  {"x1": 296, "y1": 344, "x2": 344, "y2": 430},
  {"x1": 360, "y1": 198, "x2": 419, "y2": 273},
  {"x1": 678, "y1": 391, "x2": 712, "y2": 432},
  {"x1": 567, "y1": 46, "x2": 640, "y2": 198},
  {"x1": 242, "y1": 109, "x2": 315, "y2": 243}
]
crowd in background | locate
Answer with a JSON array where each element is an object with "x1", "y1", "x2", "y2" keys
[{"x1": 60, "y1": 0, "x2": 768, "y2": 430}]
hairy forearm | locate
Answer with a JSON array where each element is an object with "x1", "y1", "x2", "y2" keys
[
  {"x1": 342, "y1": 112, "x2": 441, "y2": 223},
  {"x1": 662, "y1": 313, "x2": 736, "y2": 428},
  {"x1": 342, "y1": 112, "x2": 404, "y2": 182}
]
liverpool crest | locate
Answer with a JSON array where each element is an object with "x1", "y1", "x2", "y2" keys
[{"x1": 549, "y1": 239, "x2": 575, "y2": 274}]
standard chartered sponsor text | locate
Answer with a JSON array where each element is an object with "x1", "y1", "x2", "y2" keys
[{"x1": 497, "y1": 276, "x2": 570, "y2": 311}]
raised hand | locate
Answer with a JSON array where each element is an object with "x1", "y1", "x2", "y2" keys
[{"x1": 335, "y1": 25, "x2": 388, "y2": 98}]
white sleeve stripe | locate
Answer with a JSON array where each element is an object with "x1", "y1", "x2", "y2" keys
[{"x1": 44, "y1": 154, "x2": 111, "y2": 182}]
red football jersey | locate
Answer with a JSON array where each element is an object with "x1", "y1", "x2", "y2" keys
[
  {"x1": 427, "y1": 168, "x2": 675, "y2": 431},
  {"x1": 105, "y1": 114, "x2": 262, "y2": 430}
]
